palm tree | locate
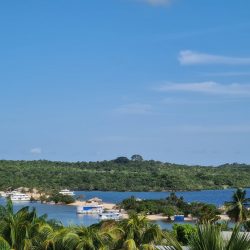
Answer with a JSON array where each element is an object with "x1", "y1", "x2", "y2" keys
[
  {"x1": 118, "y1": 213, "x2": 181, "y2": 250},
  {"x1": 225, "y1": 188, "x2": 250, "y2": 222},
  {"x1": 243, "y1": 221, "x2": 250, "y2": 232},
  {"x1": 189, "y1": 224, "x2": 250, "y2": 250},
  {"x1": 189, "y1": 223, "x2": 250, "y2": 250},
  {"x1": 32, "y1": 224, "x2": 69, "y2": 250},
  {"x1": 189, "y1": 223, "x2": 224, "y2": 250},
  {"x1": 0, "y1": 199, "x2": 33, "y2": 249},
  {"x1": 59, "y1": 222, "x2": 122, "y2": 250},
  {"x1": 0, "y1": 200, "x2": 122, "y2": 250},
  {"x1": 0, "y1": 237, "x2": 11, "y2": 250},
  {"x1": 225, "y1": 224, "x2": 250, "y2": 250},
  {"x1": 63, "y1": 226, "x2": 106, "y2": 250},
  {"x1": 0, "y1": 199, "x2": 50, "y2": 250}
]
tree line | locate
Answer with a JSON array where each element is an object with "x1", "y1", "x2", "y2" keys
[{"x1": 0, "y1": 158, "x2": 250, "y2": 191}]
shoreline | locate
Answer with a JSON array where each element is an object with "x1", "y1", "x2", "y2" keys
[
  {"x1": 67, "y1": 201, "x2": 230, "y2": 222},
  {"x1": 0, "y1": 195, "x2": 231, "y2": 223}
]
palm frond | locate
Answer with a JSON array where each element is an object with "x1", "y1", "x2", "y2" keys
[
  {"x1": 0, "y1": 237, "x2": 11, "y2": 250},
  {"x1": 141, "y1": 243, "x2": 155, "y2": 250},
  {"x1": 225, "y1": 224, "x2": 250, "y2": 250},
  {"x1": 123, "y1": 239, "x2": 138, "y2": 250},
  {"x1": 189, "y1": 224, "x2": 224, "y2": 250}
]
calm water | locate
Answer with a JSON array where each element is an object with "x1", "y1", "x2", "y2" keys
[
  {"x1": 1, "y1": 188, "x2": 249, "y2": 229},
  {"x1": 75, "y1": 189, "x2": 250, "y2": 206}
]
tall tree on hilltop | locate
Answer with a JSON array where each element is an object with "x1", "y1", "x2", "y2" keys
[{"x1": 131, "y1": 155, "x2": 143, "y2": 162}]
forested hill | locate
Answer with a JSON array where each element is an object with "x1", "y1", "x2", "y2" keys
[{"x1": 0, "y1": 157, "x2": 249, "y2": 191}]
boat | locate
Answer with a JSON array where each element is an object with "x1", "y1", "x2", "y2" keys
[
  {"x1": 76, "y1": 204, "x2": 103, "y2": 214},
  {"x1": 0, "y1": 191, "x2": 7, "y2": 197},
  {"x1": 99, "y1": 211, "x2": 122, "y2": 220},
  {"x1": 3, "y1": 191, "x2": 20, "y2": 198},
  {"x1": 59, "y1": 189, "x2": 75, "y2": 196},
  {"x1": 10, "y1": 192, "x2": 30, "y2": 201}
]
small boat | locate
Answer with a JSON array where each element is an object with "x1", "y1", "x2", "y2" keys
[
  {"x1": 99, "y1": 211, "x2": 122, "y2": 221},
  {"x1": 10, "y1": 192, "x2": 30, "y2": 201},
  {"x1": 3, "y1": 191, "x2": 21, "y2": 198},
  {"x1": 59, "y1": 189, "x2": 75, "y2": 196},
  {"x1": 77, "y1": 204, "x2": 103, "y2": 214},
  {"x1": 0, "y1": 191, "x2": 7, "y2": 197}
]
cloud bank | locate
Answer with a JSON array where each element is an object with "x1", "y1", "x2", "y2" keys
[
  {"x1": 179, "y1": 50, "x2": 250, "y2": 65},
  {"x1": 156, "y1": 81, "x2": 250, "y2": 95}
]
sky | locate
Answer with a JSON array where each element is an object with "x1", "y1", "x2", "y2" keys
[{"x1": 0, "y1": 0, "x2": 250, "y2": 165}]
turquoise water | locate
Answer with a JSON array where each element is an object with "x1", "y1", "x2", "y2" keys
[{"x1": 1, "y1": 188, "x2": 249, "y2": 229}]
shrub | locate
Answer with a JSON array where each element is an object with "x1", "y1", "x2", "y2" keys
[{"x1": 173, "y1": 223, "x2": 197, "y2": 245}]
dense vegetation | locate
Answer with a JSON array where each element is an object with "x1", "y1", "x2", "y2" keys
[
  {"x1": 120, "y1": 189, "x2": 250, "y2": 224},
  {"x1": 40, "y1": 193, "x2": 76, "y2": 204},
  {"x1": 0, "y1": 199, "x2": 250, "y2": 250},
  {"x1": 0, "y1": 199, "x2": 182, "y2": 250},
  {"x1": 0, "y1": 157, "x2": 250, "y2": 191}
]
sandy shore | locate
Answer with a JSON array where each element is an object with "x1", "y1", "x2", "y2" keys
[
  {"x1": 68, "y1": 201, "x2": 230, "y2": 222},
  {"x1": 219, "y1": 214, "x2": 230, "y2": 221},
  {"x1": 146, "y1": 214, "x2": 167, "y2": 221},
  {"x1": 146, "y1": 214, "x2": 194, "y2": 221}
]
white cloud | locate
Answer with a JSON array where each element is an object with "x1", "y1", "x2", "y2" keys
[
  {"x1": 161, "y1": 96, "x2": 246, "y2": 105},
  {"x1": 30, "y1": 147, "x2": 42, "y2": 155},
  {"x1": 115, "y1": 103, "x2": 152, "y2": 115},
  {"x1": 155, "y1": 81, "x2": 250, "y2": 95},
  {"x1": 179, "y1": 50, "x2": 250, "y2": 65},
  {"x1": 137, "y1": 0, "x2": 171, "y2": 6}
]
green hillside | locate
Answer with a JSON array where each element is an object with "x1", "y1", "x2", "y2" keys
[{"x1": 0, "y1": 158, "x2": 249, "y2": 191}]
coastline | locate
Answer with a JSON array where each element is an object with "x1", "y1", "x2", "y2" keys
[
  {"x1": 67, "y1": 201, "x2": 230, "y2": 222},
  {"x1": 0, "y1": 187, "x2": 237, "y2": 224},
  {"x1": 0, "y1": 192, "x2": 232, "y2": 223}
]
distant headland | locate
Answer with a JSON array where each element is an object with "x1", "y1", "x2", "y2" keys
[{"x1": 0, "y1": 156, "x2": 249, "y2": 192}]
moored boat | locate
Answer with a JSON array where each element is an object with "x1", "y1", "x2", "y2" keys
[
  {"x1": 59, "y1": 189, "x2": 75, "y2": 196},
  {"x1": 99, "y1": 211, "x2": 122, "y2": 220},
  {"x1": 76, "y1": 204, "x2": 103, "y2": 214},
  {"x1": 10, "y1": 192, "x2": 30, "y2": 201},
  {"x1": 2, "y1": 191, "x2": 22, "y2": 198}
]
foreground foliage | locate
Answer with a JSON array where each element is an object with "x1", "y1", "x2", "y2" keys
[
  {"x1": 0, "y1": 159, "x2": 250, "y2": 191},
  {"x1": 189, "y1": 224, "x2": 250, "y2": 250},
  {"x1": 173, "y1": 224, "x2": 197, "y2": 245},
  {"x1": 1, "y1": 200, "x2": 250, "y2": 249},
  {"x1": 0, "y1": 200, "x2": 181, "y2": 250}
]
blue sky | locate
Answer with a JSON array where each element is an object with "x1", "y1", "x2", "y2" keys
[{"x1": 1, "y1": 0, "x2": 250, "y2": 165}]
